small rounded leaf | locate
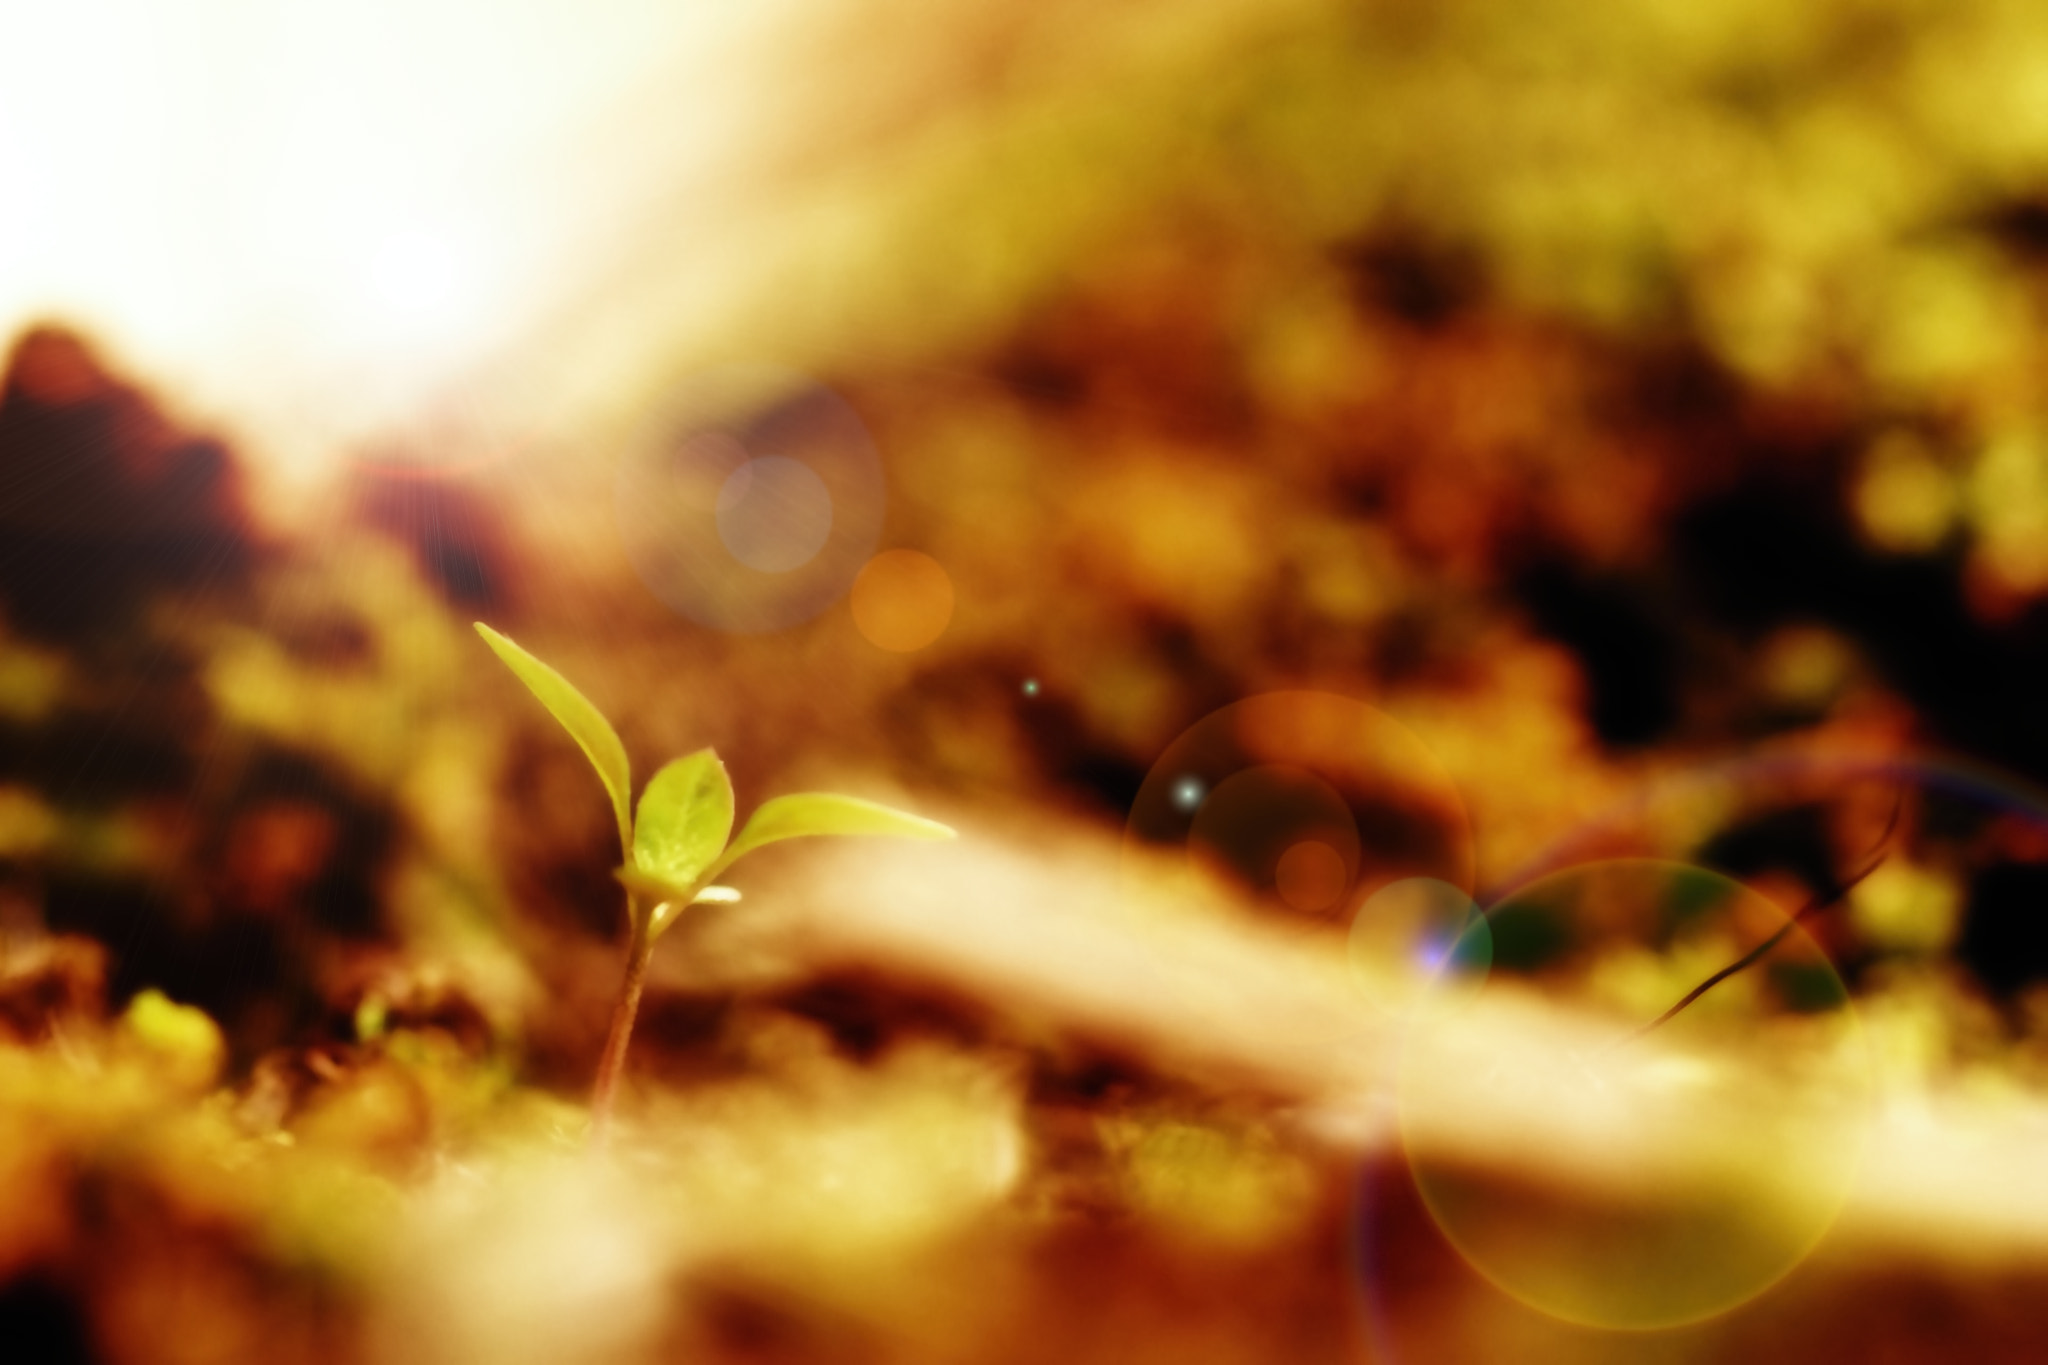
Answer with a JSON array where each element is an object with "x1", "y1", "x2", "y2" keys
[{"x1": 633, "y1": 749, "x2": 736, "y2": 891}]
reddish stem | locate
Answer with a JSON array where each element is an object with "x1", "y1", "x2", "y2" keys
[{"x1": 588, "y1": 896, "x2": 652, "y2": 1149}]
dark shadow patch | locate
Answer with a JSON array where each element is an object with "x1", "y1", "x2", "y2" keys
[
  {"x1": 350, "y1": 473, "x2": 513, "y2": 612},
  {"x1": 1335, "y1": 231, "x2": 1482, "y2": 329},
  {"x1": 1958, "y1": 863, "x2": 2048, "y2": 999},
  {"x1": 763, "y1": 971, "x2": 991, "y2": 1064},
  {"x1": 0, "y1": 710, "x2": 198, "y2": 805},
  {"x1": 1696, "y1": 804, "x2": 1835, "y2": 900},
  {"x1": 0, "y1": 326, "x2": 256, "y2": 649},
  {"x1": 0, "y1": 1275, "x2": 98, "y2": 1365},
  {"x1": 1516, "y1": 564, "x2": 1679, "y2": 748},
  {"x1": 1676, "y1": 477, "x2": 2048, "y2": 786},
  {"x1": 210, "y1": 748, "x2": 394, "y2": 940}
]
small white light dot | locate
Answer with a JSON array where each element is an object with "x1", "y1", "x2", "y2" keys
[{"x1": 1171, "y1": 776, "x2": 1206, "y2": 812}]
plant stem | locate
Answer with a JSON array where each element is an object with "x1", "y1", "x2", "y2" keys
[{"x1": 589, "y1": 895, "x2": 652, "y2": 1149}]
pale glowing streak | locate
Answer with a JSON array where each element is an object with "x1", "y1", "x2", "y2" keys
[{"x1": 0, "y1": 0, "x2": 773, "y2": 487}]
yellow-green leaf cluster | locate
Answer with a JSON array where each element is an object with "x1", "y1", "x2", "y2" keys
[{"x1": 475, "y1": 624, "x2": 954, "y2": 941}]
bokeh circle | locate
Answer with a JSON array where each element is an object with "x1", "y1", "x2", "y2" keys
[
  {"x1": 1347, "y1": 876, "x2": 1489, "y2": 1007},
  {"x1": 1349, "y1": 746, "x2": 2048, "y2": 1350},
  {"x1": 615, "y1": 367, "x2": 884, "y2": 632},
  {"x1": 850, "y1": 549, "x2": 955, "y2": 652},
  {"x1": 1397, "y1": 859, "x2": 1871, "y2": 1331},
  {"x1": 1122, "y1": 693, "x2": 1475, "y2": 1018}
]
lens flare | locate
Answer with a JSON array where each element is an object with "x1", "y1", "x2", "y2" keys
[
  {"x1": 1186, "y1": 764, "x2": 1359, "y2": 913},
  {"x1": 1275, "y1": 839, "x2": 1349, "y2": 913},
  {"x1": 615, "y1": 367, "x2": 884, "y2": 633},
  {"x1": 1347, "y1": 876, "x2": 1488, "y2": 1005},
  {"x1": 1397, "y1": 860, "x2": 1870, "y2": 1331},
  {"x1": 1125, "y1": 694, "x2": 1473, "y2": 961},
  {"x1": 850, "y1": 549, "x2": 955, "y2": 653},
  {"x1": 715, "y1": 456, "x2": 834, "y2": 573}
]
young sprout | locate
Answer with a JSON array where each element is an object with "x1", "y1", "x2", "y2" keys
[{"x1": 475, "y1": 623, "x2": 955, "y2": 1143}]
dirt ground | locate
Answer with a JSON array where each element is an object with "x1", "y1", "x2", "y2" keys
[{"x1": 7, "y1": 2, "x2": 2048, "y2": 1361}]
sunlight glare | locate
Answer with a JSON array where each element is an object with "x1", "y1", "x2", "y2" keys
[{"x1": 0, "y1": 0, "x2": 766, "y2": 492}]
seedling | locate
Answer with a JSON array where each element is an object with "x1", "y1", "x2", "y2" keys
[{"x1": 475, "y1": 623, "x2": 955, "y2": 1142}]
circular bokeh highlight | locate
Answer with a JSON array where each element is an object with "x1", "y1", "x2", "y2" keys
[
  {"x1": 1347, "y1": 876, "x2": 1489, "y2": 1000},
  {"x1": 850, "y1": 549, "x2": 955, "y2": 652},
  {"x1": 1398, "y1": 859, "x2": 1871, "y2": 1331},
  {"x1": 1348, "y1": 747, "x2": 2048, "y2": 1351},
  {"x1": 1123, "y1": 694, "x2": 1474, "y2": 989},
  {"x1": 716, "y1": 455, "x2": 833, "y2": 571},
  {"x1": 615, "y1": 367, "x2": 885, "y2": 633}
]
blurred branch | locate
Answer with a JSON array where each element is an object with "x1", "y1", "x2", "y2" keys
[{"x1": 762, "y1": 817, "x2": 2048, "y2": 1267}]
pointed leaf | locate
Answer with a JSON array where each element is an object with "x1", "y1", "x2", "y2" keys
[
  {"x1": 632, "y1": 749, "x2": 735, "y2": 893},
  {"x1": 709, "y1": 792, "x2": 954, "y2": 879},
  {"x1": 476, "y1": 623, "x2": 632, "y2": 857}
]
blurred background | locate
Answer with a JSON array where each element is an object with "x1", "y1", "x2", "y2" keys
[{"x1": 6, "y1": 0, "x2": 2048, "y2": 1361}]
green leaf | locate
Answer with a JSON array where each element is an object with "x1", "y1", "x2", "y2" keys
[
  {"x1": 614, "y1": 868, "x2": 742, "y2": 937},
  {"x1": 708, "y1": 792, "x2": 954, "y2": 880},
  {"x1": 632, "y1": 749, "x2": 735, "y2": 895},
  {"x1": 614, "y1": 864, "x2": 693, "y2": 904},
  {"x1": 476, "y1": 623, "x2": 632, "y2": 858}
]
